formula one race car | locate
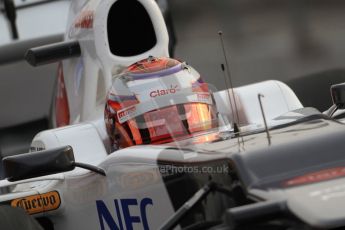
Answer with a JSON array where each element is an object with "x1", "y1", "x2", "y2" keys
[
  {"x1": 2, "y1": 0, "x2": 345, "y2": 230},
  {"x1": 0, "y1": 0, "x2": 176, "y2": 135}
]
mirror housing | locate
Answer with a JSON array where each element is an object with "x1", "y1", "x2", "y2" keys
[
  {"x1": 25, "y1": 40, "x2": 81, "y2": 66},
  {"x1": 3, "y1": 146, "x2": 75, "y2": 182},
  {"x1": 331, "y1": 82, "x2": 345, "y2": 109}
]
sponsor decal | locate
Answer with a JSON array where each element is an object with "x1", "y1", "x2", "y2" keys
[
  {"x1": 197, "y1": 92, "x2": 211, "y2": 103},
  {"x1": 66, "y1": 178, "x2": 107, "y2": 204},
  {"x1": 117, "y1": 170, "x2": 160, "y2": 189},
  {"x1": 55, "y1": 62, "x2": 70, "y2": 127},
  {"x1": 74, "y1": 10, "x2": 94, "y2": 28},
  {"x1": 96, "y1": 198, "x2": 153, "y2": 230},
  {"x1": 69, "y1": 10, "x2": 94, "y2": 37},
  {"x1": 150, "y1": 85, "x2": 179, "y2": 97},
  {"x1": 117, "y1": 106, "x2": 137, "y2": 124},
  {"x1": 29, "y1": 146, "x2": 45, "y2": 152},
  {"x1": 284, "y1": 167, "x2": 345, "y2": 187},
  {"x1": 11, "y1": 191, "x2": 61, "y2": 215},
  {"x1": 29, "y1": 140, "x2": 46, "y2": 152}
]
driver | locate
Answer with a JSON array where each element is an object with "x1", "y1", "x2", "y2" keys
[{"x1": 104, "y1": 56, "x2": 219, "y2": 150}]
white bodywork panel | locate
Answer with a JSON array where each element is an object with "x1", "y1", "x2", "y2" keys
[
  {"x1": 61, "y1": 0, "x2": 170, "y2": 126},
  {"x1": 14, "y1": 121, "x2": 177, "y2": 229},
  {"x1": 214, "y1": 80, "x2": 303, "y2": 128}
]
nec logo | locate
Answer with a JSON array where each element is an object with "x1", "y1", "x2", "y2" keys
[
  {"x1": 96, "y1": 198, "x2": 153, "y2": 230},
  {"x1": 150, "y1": 85, "x2": 179, "y2": 97}
]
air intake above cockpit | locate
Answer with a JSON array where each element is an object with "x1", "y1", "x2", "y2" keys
[{"x1": 107, "y1": 0, "x2": 157, "y2": 57}]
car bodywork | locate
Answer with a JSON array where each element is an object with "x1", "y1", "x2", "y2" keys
[
  {"x1": 0, "y1": 0, "x2": 175, "y2": 129},
  {"x1": 1, "y1": 79, "x2": 331, "y2": 229},
  {"x1": 1, "y1": 0, "x2": 345, "y2": 229}
]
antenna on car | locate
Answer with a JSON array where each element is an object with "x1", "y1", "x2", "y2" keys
[
  {"x1": 218, "y1": 31, "x2": 244, "y2": 147},
  {"x1": 258, "y1": 94, "x2": 271, "y2": 145},
  {"x1": 3, "y1": 0, "x2": 18, "y2": 39},
  {"x1": 220, "y1": 64, "x2": 240, "y2": 147}
]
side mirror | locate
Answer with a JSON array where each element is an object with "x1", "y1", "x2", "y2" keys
[
  {"x1": 25, "y1": 40, "x2": 81, "y2": 66},
  {"x1": 3, "y1": 146, "x2": 75, "y2": 182},
  {"x1": 324, "y1": 83, "x2": 345, "y2": 117},
  {"x1": 331, "y1": 82, "x2": 345, "y2": 109}
]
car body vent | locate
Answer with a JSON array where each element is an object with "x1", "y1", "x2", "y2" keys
[{"x1": 107, "y1": 0, "x2": 157, "y2": 57}]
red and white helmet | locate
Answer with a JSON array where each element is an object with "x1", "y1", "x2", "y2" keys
[{"x1": 105, "y1": 56, "x2": 218, "y2": 150}]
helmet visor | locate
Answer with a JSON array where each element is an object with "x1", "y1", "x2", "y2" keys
[{"x1": 106, "y1": 64, "x2": 231, "y2": 147}]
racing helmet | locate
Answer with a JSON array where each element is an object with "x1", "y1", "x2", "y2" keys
[{"x1": 104, "y1": 56, "x2": 218, "y2": 150}]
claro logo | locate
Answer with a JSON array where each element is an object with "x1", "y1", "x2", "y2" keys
[{"x1": 150, "y1": 85, "x2": 179, "y2": 97}]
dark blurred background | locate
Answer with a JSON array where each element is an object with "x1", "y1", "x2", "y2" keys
[{"x1": 170, "y1": 0, "x2": 345, "y2": 110}]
